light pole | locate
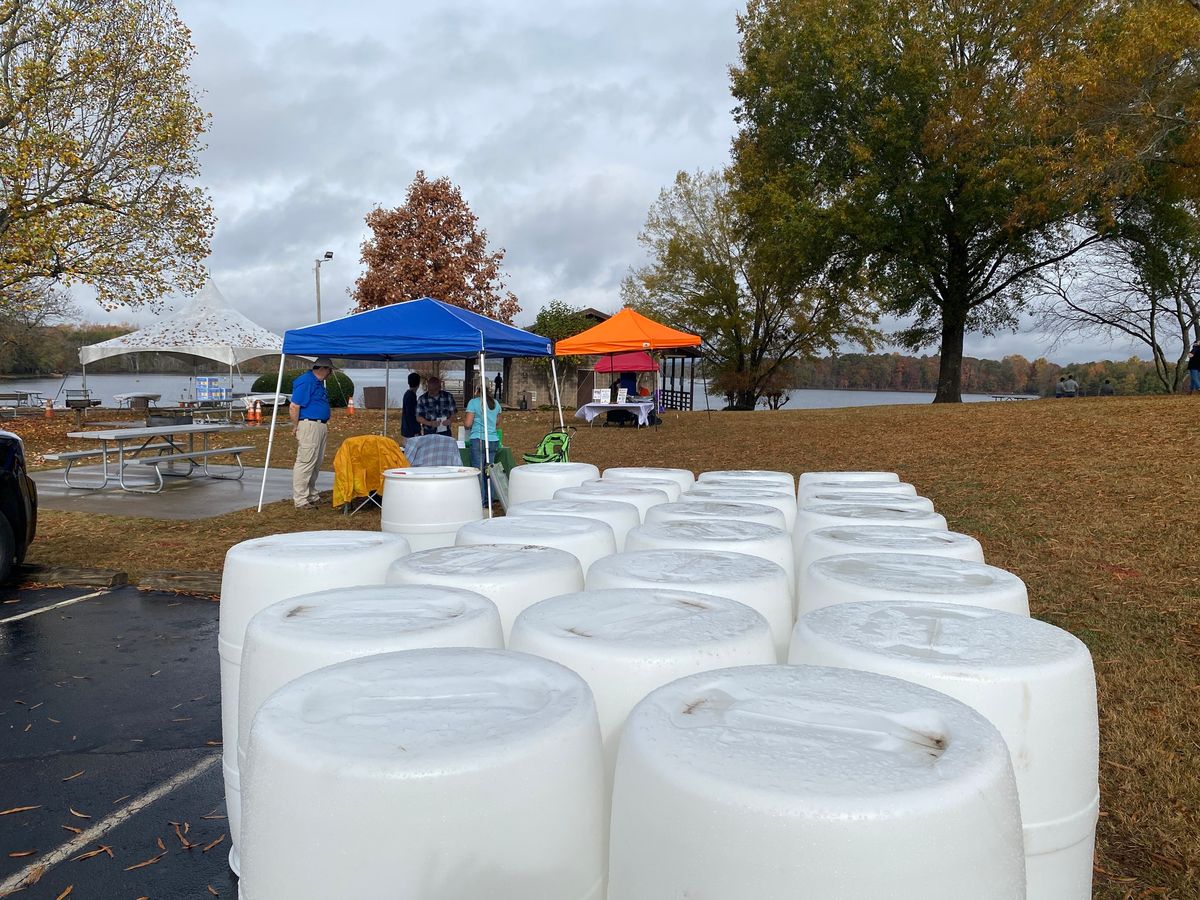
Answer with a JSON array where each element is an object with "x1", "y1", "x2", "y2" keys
[{"x1": 313, "y1": 250, "x2": 333, "y2": 322}]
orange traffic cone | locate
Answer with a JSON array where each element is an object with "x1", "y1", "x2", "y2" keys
[
  {"x1": 249, "y1": 400, "x2": 261, "y2": 424},
  {"x1": 346, "y1": 396, "x2": 355, "y2": 416}
]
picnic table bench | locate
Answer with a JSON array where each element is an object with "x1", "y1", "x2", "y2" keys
[{"x1": 46, "y1": 423, "x2": 251, "y2": 493}]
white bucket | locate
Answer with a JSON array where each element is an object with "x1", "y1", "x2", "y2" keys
[
  {"x1": 798, "y1": 470, "x2": 900, "y2": 489},
  {"x1": 698, "y1": 469, "x2": 796, "y2": 492},
  {"x1": 239, "y1": 649, "x2": 606, "y2": 900},
  {"x1": 506, "y1": 498, "x2": 641, "y2": 551},
  {"x1": 645, "y1": 499, "x2": 786, "y2": 531},
  {"x1": 798, "y1": 479, "x2": 918, "y2": 505},
  {"x1": 790, "y1": 601, "x2": 1099, "y2": 899},
  {"x1": 236, "y1": 583, "x2": 504, "y2": 864},
  {"x1": 508, "y1": 462, "x2": 601, "y2": 506},
  {"x1": 553, "y1": 482, "x2": 670, "y2": 521},
  {"x1": 625, "y1": 519, "x2": 795, "y2": 592},
  {"x1": 591, "y1": 476, "x2": 682, "y2": 502},
  {"x1": 218, "y1": 530, "x2": 412, "y2": 872},
  {"x1": 456, "y1": 513, "x2": 617, "y2": 576},
  {"x1": 608, "y1": 665, "x2": 1025, "y2": 899},
  {"x1": 586, "y1": 549, "x2": 794, "y2": 661},
  {"x1": 602, "y1": 466, "x2": 695, "y2": 493},
  {"x1": 385, "y1": 544, "x2": 583, "y2": 641},
  {"x1": 509, "y1": 589, "x2": 774, "y2": 792},
  {"x1": 801, "y1": 552, "x2": 1030, "y2": 618},
  {"x1": 381, "y1": 466, "x2": 483, "y2": 551},
  {"x1": 681, "y1": 486, "x2": 797, "y2": 530}
]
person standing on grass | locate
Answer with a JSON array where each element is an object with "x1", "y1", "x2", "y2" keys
[
  {"x1": 1189, "y1": 341, "x2": 1200, "y2": 393},
  {"x1": 465, "y1": 382, "x2": 501, "y2": 507},
  {"x1": 1063, "y1": 374, "x2": 1078, "y2": 397},
  {"x1": 401, "y1": 372, "x2": 421, "y2": 440},
  {"x1": 1100, "y1": 378, "x2": 1115, "y2": 396},
  {"x1": 1055, "y1": 376, "x2": 1066, "y2": 398},
  {"x1": 416, "y1": 376, "x2": 456, "y2": 436},
  {"x1": 289, "y1": 357, "x2": 333, "y2": 509}
]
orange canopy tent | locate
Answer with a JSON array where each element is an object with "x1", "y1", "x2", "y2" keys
[{"x1": 553, "y1": 307, "x2": 700, "y2": 355}]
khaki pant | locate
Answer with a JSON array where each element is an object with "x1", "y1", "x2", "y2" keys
[{"x1": 293, "y1": 419, "x2": 328, "y2": 507}]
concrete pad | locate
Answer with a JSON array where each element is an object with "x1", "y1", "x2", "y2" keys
[{"x1": 32, "y1": 465, "x2": 334, "y2": 520}]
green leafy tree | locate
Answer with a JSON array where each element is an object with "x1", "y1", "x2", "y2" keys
[
  {"x1": 531, "y1": 299, "x2": 594, "y2": 366},
  {"x1": 731, "y1": 0, "x2": 1200, "y2": 402},
  {"x1": 622, "y1": 169, "x2": 877, "y2": 410},
  {"x1": 0, "y1": 0, "x2": 214, "y2": 309}
]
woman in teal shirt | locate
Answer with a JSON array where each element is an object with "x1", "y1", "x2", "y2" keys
[{"x1": 464, "y1": 382, "x2": 501, "y2": 507}]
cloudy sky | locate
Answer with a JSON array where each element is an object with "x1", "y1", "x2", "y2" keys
[{"x1": 83, "y1": 0, "x2": 1150, "y2": 365}]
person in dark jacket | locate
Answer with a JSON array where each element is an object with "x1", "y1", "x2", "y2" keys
[
  {"x1": 401, "y1": 372, "x2": 421, "y2": 439},
  {"x1": 1189, "y1": 341, "x2": 1200, "y2": 393}
]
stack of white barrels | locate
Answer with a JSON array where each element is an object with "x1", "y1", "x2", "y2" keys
[{"x1": 221, "y1": 463, "x2": 1097, "y2": 900}]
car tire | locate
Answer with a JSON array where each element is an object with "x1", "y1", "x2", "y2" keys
[{"x1": 0, "y1": 513, "x2": 13, "y2": 584}]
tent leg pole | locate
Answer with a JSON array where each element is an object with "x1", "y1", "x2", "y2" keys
[
  {"x1": 257, "y1": 355, "x2": 287, "y2": 513},
  {"x1": 479, "y1": 351, "x2": 493, "y2": 517},
  {"x1": 81, "y1": 363, "x2": 87, "y2": 392},
  {"x1": 550, "y1": 357, "x2": 564, "y2": 431},
  {"x1": 384, "y1": 361, "x2": 390, "y2": 435}
]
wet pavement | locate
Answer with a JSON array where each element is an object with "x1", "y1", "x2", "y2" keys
[{"x1": 0, "y1": 586, "x2": 237, "y2": 898}]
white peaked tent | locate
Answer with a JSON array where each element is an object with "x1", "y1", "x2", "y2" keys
[{"x1": 78, "y1": 280, "x2": 283, "y2": 381}]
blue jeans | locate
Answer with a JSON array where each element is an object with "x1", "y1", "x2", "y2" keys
[
  {"x1": 469, "y1": 439, "x2": 499, "y2": 505},
  {"x1": 1191, "y1": 369, "x2": 1200, "y2": 392}
]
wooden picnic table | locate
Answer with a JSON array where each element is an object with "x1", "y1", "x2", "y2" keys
[{"x1": 51, "y1": 423, "x2": 253, "y2": 493}]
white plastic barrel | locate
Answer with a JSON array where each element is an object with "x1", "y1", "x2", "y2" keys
[
  {"x1": 508, "y1": 461, "x2": 601, "y2": 506},
  {"x1": 626, "y1": 519, "x2": 795, "y2": 593},
  {"x1": 218, "y1": 530, "x2": 412, "y2": 873},
  {"x1": 586, "y1": 549, "x2": 795, "y2": 661},
  {"x1": 793, "y1": 502, "x2": 948, "y2": 576},
  {"x1": 381, "y1": 466, "x2": 483, "y2": 550},
  {"x1": 681, "y1": 486, "x2": 797, "y2": 530},
  {"x1": 608, "y1": 665, "x2": 1025, "y2": 899},
  {"x1": 798, "y1": 525, "x2": 985, "y2": 589},
  {"x1": 602, "y1": 466, "x2": 695, "y2": 493},
  {"x1": 553, "y1": 482, "x2": 671, "y2": 521},
  {"x1": 591, "y1": 476, "x2": 682, "y2": 501},
  {"x1": 803, "y1": 490, "x2": 935, "y2": 512},
  {"x1": 798, "y1": 479, "x2": 918, "y2": 505},
  {"x1": 240, "y1": 649, "x2": 606, "y2": 900},
  {"x1": 790, "y1": 602, "x2": 1098, "y2": 900},
  {"x1": 506, "y1": 498, "x2": 641, "y2": 551},
  {"x1": 456, "y1": 514, "x2": 617, "y2": 576},
  {"x1": 385, "y1": 544, "x2": 583, "y2": 641},
  {"x1": 236, "y1": 584, "x2": 503, "y2": 869},
  {"x1": 698, "y1": 469, "x2": 796, "y2": 492},
  {"x1": 509, "y1": 589, "x2": 774, "y2": 789},
  {"x1": 801, "y1": 553, "x2": 1030, "y2": 618},
  {"x1": 798, "y1": 470, "x2": 900, "y2": 488},
  {"x1": 645, "y1": 499, "x2": 786, "y2": 530}
]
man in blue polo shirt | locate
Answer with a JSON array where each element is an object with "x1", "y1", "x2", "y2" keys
[{"x1": 289, "y1": 357, "x2": 333, "y2": 508}]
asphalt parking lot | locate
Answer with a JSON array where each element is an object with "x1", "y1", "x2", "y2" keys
[{"x1": 0, "y1": 584, "x2": 236, "y2": 898}]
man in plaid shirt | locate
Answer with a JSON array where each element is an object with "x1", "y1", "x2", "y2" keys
[{"x1": 416, "y1": 376, "x2": 457, "y2": 435}]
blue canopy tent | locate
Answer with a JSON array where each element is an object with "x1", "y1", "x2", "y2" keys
[{"x1": 257, "y1": 297, "x2": 562, "y2": 512}]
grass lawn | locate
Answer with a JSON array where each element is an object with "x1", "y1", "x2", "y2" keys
[{"x1": 12, "y1": 395, "x2": 1200, "y2": 896}]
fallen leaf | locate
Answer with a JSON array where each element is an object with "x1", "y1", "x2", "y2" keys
[
  {"x1": 29, "y1": 702, "x2": 43, "y2": 710},
  {"x1": 207, "y1": 886, "x2": 219, "y2": 896},
  {"x1": 71, "y1": 846, "x2": 109, "y2": 861},
  {"x1": 156, "y1": 836, "x2": 165, "y2": 850},
  {"x1": 55, "y1": 887, "x2": 73, "y2": 900},
  {"x1": 111, "y1": 795, "x2": 130, "y2": 804},
  {"x1": 172, "y1": 822, "x2": 193, "y2": 848},
  {"x1": 149, "y1": 670, "x2": 160, "y2": 677},
  {"x1": 47, "y1": 717, "x2": 61, "y2": 724},
  {"x1": 61, "y1": 825, "x2": 82, "y2": 834},
  {"x1": 8, "y1": 849, "x2": 37, "y2": 858},
  {"x1": 201, "y1": 834, "x2": 225, "y2": 853},
  {"x1": 123, "y1": 852, "x2": 166, "y2": 871},
  {"x1": 0, "y1": 805, "x2": 40, "y2": 816},
  {"x1": 23, "y1": 723, "x2": 31, "y2": 732},
  {"x1": 68, "y1": 808, "x2": 90, "y2": 819},
  {"x1": 62, "y1": 770, "x2": 85, "y2": 782},
  {"x1": 204, "y1": 739, "x2": 221, "y2": 746}
]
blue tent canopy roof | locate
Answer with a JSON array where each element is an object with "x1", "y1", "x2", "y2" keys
[{"x1": 281, "y1": 297, "x2": 553, "y2": 360}]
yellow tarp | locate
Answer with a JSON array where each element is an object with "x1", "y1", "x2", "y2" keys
[{"x1": 332, "y1": 435, "x2": 408, "y2": 507}]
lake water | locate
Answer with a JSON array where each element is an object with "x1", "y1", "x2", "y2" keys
[{"x1": 3, "y1": 369, "x2": 1020, "y2": 409}]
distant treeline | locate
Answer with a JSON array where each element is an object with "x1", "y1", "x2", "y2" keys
[{"x1": 788, "y1": 353, "x2": 1170, "y2": 397}]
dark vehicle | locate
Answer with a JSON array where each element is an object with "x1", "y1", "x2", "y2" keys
[{"x1": 0, "y1": 430, "x2": 36, "y2": 581}]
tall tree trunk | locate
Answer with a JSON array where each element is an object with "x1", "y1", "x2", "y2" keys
[{"x1": 934, "y1": 300, "x2": 968, "y2": 403}]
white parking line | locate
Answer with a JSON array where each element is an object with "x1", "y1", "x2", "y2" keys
[
  {"x1": 0, "y1": 588, "x2": 111, "y2": 624},
  {"x1": 0, "y1": 751, "x2": 222, "y2": 895}
]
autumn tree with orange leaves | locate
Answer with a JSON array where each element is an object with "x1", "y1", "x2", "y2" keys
[{"x1": 351, "y1": 172, "x2": 520, "y2": 322}]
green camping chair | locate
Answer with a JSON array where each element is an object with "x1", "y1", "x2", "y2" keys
[{"x1": 522, "y1": 427, "x2": 574, "y2": 464}]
